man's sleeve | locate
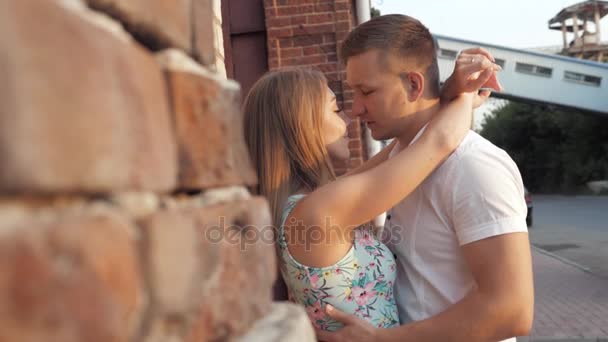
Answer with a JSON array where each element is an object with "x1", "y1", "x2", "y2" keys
[{"x1": 450, "y1": 147, "x2": 528, "y2": 246}]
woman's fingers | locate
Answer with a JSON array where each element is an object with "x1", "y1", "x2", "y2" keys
[
  {"x1": 458, "y1": 54, "x2": 500, "y2": 73},
  {"x1": 460, "y1": 47, "x2": 495, "y2": 62},
  {"x1": 483, "y1": 73, "x2": 504, "y2": 92},
  {"x1": 468, "y1": 68, "x2": 495, "y2": 90}
]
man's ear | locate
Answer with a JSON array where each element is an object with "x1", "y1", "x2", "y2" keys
[{"x1": 400, "y1": 72, "x2": 425, "y2": 102}]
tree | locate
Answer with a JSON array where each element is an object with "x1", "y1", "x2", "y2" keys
[
  {"x1": 371, "y1": 7, "x2": 381, "y2": 18},
  {"x1": 480, "y1": 102, "x2": 608, "y2": 193}
]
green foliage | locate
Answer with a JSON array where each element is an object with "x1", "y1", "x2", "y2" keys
[
  {"x1": 479, "y1": 102, "x2": 608, "y2": 193},
  {"x1": 370, "y1": 7, "x2": 381, "y2": 18}
]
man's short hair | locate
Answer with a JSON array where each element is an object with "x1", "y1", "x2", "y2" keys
[{"x1": 340, "y1": 14, "x2": 440, "y2": 96}]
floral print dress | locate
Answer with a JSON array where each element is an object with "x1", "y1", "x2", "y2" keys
[{"x1": 278, "y1": 194, "x2": 400, "y2": 331}]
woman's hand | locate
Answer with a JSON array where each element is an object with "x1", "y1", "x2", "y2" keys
[{"x1": 441, "y1": 47, "x2": 503, "y2": 108}]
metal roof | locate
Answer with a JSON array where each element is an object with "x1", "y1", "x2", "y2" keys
[
  {"x1": 433, "y1": 34, "x2": 608, "y2": 69},
  {"x1": 548, "y1": 0, "x2": 608, "y2": 24}
]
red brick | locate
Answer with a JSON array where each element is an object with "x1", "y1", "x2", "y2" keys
[
  {"x1": 316, "y1": 63, "x2": 338, "y2": 73},
  {"x1": 139, "y1": 197, "x2": 276, "y2": 341},
  {"x1": 335, "y1": 2, "x2": 350, "y2": 10},
  {"x1": 291, "y1": 15, "x2": 307, "y2": 25},
  {"x1": 282, "y1": 55, "x2": 327, "y2": 66},
  {"x1": 157, "y1": 51, "x2": 257, "y2": 189},
  {"x1": 192, "y1": 0, "x2": 218, "y2": 66},
  {"x1": 314, "y1": 3, "x2": 333, "y2": 12},
  {"x1": 276, "y1": 4, "x2": 315, "y2": 16},
  {"x1": 336, "y1": 10, "x2": 351, "y2": 21},
  {"x1": 307, "y1": 12, "x2": 335, "y2": 24},
  {"x1": 87, "y1": 0, "x2": 191, "y2": 51},
  {"x1": 323, "y1": 33, "x2": 337, "y2": 44},
  {"x1": 266, "y1": 16, "x2": 291, "y2": 27},
  {"x1": 303, "y1": 43, "x2": 336, "y2": 56},
  {"x1": 348, "y1": 139, "x2": 362, "y2": 150},
  {"x1": 336, "y1": 21, "x2": 351, "y2": 32},
  {"x1": 294, "y1": 23, "x2": 335, "y2": 35},
  {"x1": 268, "y1": 27, "x2": 294, "y2": 38},
  {"x1": 336, "y1": 31, "x2": 350, "y2": 41},
  {"x1": 0, "y1": 204, "x2": 142, "y2": 341},
  {"x1": 279, "y1": 47, "x2": 303, "y2": 58},
  {"x1": 275, "y1": 0, "x2": 324, "y2": 4},
  {"x1": 0, "y1": 0, "x2": 177, "y2": 194},
  {"x1": 350, "y1": 149, "x2": 363, "y2": 158},
  {"x1": 269, "y1": 59, "x2": 280, "y2": 69},
  {"x1": 292, "y1": 34, "x2": 324, "y2": 47},
  {"x1": 278, "y1": 37, "x2": 294, "y2": 48},
  {"x1": 348, "y1": 120, "x2": 362, "y2": 138}
]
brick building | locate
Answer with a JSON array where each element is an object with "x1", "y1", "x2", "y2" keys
[{"x1": 222, "y1": 0, "x2": 369, "y2": 174}]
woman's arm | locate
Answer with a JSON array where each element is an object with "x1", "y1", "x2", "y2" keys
[{"x1": 285, "y1": 93, "x2": 474, "y2": 266}]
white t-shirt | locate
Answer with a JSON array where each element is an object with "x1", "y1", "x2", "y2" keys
[{"x1": 385, "y1": 129, "x2": 528, "y2": 342}]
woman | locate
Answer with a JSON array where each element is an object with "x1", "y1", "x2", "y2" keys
[{"x1": 243, "y1": 67, "x2": 489, "y2": 331}]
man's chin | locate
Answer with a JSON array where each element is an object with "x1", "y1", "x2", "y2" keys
[{"x1": 370, "y1": 129, "x2": 388, "y2": 141}]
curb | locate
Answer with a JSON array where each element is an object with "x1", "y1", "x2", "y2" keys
[{"x1": 531, "y1": 245, "x2": 594, "y2": 275}]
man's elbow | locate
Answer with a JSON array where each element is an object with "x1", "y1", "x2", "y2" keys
[
  {"x1": 506, "y1": 299, "x2": 534, "y2": 337},
  {"x1": 513, "y1": 306, "x2": 534, "y2": 336}
]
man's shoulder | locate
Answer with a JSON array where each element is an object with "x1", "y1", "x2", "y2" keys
[{"x1": 450, "y1": 131, "x2": 512, "y2": 165}]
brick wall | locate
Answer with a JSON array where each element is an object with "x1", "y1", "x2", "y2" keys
[
  {"x1": 263, "y1": 0, "x2": 365, "y2": 174},
  {"x1": 0, "y1": 0, "x2": 314, "y2": 340}
]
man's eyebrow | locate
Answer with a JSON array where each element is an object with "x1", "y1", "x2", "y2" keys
[{"x1": 345, "y1": 80, "x2": 371, "y2": 89}]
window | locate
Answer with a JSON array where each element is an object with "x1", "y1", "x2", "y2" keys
[
  {"x1": 564, "y1": 71, "x2": 602, "y2": 87},
  {"x1": 495, "y1": 58, "x2": 506, "y2": 68},
  {"x1": 439, "y1": 49, "x2": 458, "y2": 59},
  {"x1": 515, "y1": 62, "x2": 553, "y2": 78}
]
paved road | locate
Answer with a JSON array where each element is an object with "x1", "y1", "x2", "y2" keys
[
  {"x1": 529, "y1": 195, "x2": 608, "y2": 278},
  {"x1": 527, "y1": 247, "x2": 608, "y2": 339}
]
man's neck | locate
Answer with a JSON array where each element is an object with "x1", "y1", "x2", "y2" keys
[{"x1": 395, "y1": 100, "x2": 441, "y2": 148}]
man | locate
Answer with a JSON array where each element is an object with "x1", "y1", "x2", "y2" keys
[{"x1": 317, "y1": 14, "x2": 534, "y2": 342}]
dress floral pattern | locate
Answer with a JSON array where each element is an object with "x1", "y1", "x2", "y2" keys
[{"x1": 278, "y1": 194, "x2": 400, "y2": 331}]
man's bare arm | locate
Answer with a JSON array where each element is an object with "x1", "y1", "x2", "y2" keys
[
  {"x1": 378, "y1": 232, "x2": 534, "y2": 342},
  {"x1": 318, "y1": 233, "x2": 534, "y2": 342}
]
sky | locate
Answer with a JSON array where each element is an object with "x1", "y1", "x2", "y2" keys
[
  {"x1": 375, "y1": 0, "x2": 608, "y2": 129},
  {"x1": 374, "y1": 0, "x2": 608, "y2": 49}
]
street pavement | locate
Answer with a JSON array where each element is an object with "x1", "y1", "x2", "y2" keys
[{"x1": 519, "y1": 195, "x2": 608, "y2": 341}]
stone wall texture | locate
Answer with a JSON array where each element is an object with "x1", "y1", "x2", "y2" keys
[{"x1": 0, "y1": 0, "x2": 314, "y2": 340}]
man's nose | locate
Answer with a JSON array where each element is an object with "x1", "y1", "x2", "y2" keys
[{"x1": 350, "y1": 96, "x2": 365, "y2": 118}]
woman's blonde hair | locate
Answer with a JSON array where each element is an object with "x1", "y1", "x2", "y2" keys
[{"x1": 243, "y1": 67, "x2": 336, "y2": 226}]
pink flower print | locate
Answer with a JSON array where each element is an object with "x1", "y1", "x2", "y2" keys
[
  {"x1": 352, "y1": 282, "x2": 377, "y2": 306},
  {"x1": 359, "y1": 232, "x2": 375, "y2": 247},
  {"x1": 309, "y1": 273, "x2": 320, "y2": 289},
  {"x1": 306, "y1": 301, "x2": 326, "y2": 322},
  {"x1": 335, "y1": 268, "x2": 342, "y2": 275}
]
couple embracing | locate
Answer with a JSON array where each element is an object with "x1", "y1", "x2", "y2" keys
[{"x1": 244, "y1": 14, "x2": 534, "y2": 342}]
